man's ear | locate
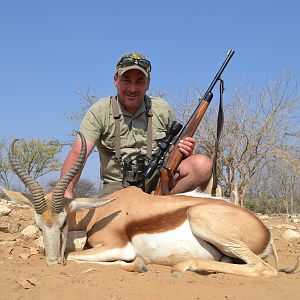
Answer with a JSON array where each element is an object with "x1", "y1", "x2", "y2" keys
[
  {"x1": 114, "y1": 74, "x2": 118, "y2": 87},
  {"x1": 146, "y1": 77, "x2": 151, "y2": 90}
]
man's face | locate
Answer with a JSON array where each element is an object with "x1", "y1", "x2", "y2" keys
[{"x1": 114, "y1": 69, "x2": 150, "y2": 114}]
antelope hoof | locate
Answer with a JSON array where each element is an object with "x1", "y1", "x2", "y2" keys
[
  {"x1": 171, "y1": 271, "x2": 183, "y2": 278},
  {"x1": 135, "y1": 257, "x2": 148, "y2": 273},
  {"x1": 171, "y1": 264, "x2": 185, "y2": 277},
  {"x1": 139, "y1": 265, "x2": 148, "y2": 273}
]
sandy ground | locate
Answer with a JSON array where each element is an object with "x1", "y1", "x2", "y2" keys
[{"x1": 0, "y1": 202, "x2": 299, "y2": 300}]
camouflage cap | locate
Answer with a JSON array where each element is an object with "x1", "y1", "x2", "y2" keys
[{"x1": 116, "y1": 52, "x2": 151, "y2": 78}]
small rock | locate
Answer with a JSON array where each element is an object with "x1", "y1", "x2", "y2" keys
[
  {"x1": 0, "y1": 221, "x2": 21, "y2": 234},
  {"x1": 0, "y1": 198, "x2": 7, "y2": 205},
  {"x1": 0, "y1": 241, "x2": 17, "y2": 247},
  {"x1": 0, "y1": 232, "x2": 19, "y2": 241},
  {"x1": 275, "y1": 224, "x2": 297, "y2": 230},
  {"x1": 0, "y1": 204, "x2": 11, "y2": 216},
  {"x1": 282, "y1": 229, "x2": 300, "y2": 242},
  {"x1": 19, "y1": 252, "x2": 31, "y2": 260},
  {"x1": 21, "y1": 225, "x2": 40, "y2": 239},
  {"x1": 30, "y1": 247, "x2": 39, "y2": 255},
  {"x1": 34, "y1": 236, "x2": 45, "y2": 251},
  {"x1": 258, "y1": 215, "x2": 270, "y2": 220},
  {"x1": 0, "y1": 222, "x2": 10, "y2": 233},
  {"x1": 8, "y1": 223, "x2": 21, "y2": 234}
]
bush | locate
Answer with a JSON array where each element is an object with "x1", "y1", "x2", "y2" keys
[{"x1": 244, "y1": 197, "x2": 286, "y2": 214}]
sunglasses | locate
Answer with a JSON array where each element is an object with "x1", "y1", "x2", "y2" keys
[{"x1": 117, "y1": 57, "x2": 151, "y2": 73}]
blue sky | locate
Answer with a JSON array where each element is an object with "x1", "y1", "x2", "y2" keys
[{"x1": 1, "y1": 0, "x2": 300, "y2": 183}]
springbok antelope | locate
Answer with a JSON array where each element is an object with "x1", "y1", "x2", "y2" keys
[{"x1": 2, "y1": 132, "x2": 298, "y2": 277}]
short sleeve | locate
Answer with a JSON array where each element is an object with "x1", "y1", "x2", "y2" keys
[{"x1": 80, "y1": 108, "x2": 102, "y2": 142}]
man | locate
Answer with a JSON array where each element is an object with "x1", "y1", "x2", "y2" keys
[{"x1": 61, "y1": 52, "x2": 212, "y2": 199}]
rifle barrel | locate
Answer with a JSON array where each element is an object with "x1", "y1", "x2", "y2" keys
[
  {"x1": 203, "y1": 49, "x2": 235, "y2": 101},
  {"x1": 175, "y1": 50, "x2": 235, "y2": 143}
]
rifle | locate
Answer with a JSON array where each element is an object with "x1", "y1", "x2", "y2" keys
[{"x1": 145, "y1": 50, "x2": 235, "y2": 195}]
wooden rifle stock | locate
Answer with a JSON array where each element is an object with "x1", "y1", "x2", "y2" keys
[{"x1": 153, "y1": 50, "x2": 235, "y2": 195}]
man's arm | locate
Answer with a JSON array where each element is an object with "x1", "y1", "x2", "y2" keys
[{"x1": 61, "y1": 138, "x2": 96, "y2": 199}]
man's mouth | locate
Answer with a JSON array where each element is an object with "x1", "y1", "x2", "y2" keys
[{"x1": 126, "y1": 94, "x2": 138, "y2": 99}]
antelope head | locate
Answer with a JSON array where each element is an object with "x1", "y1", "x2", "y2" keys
[{"x1": 8, "y1": 132, "x2": 112, "y2": 265}]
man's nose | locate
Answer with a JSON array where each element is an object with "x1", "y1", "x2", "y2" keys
[{"x1": 127, "y1": 84, "x2": 138, "y2": 92}]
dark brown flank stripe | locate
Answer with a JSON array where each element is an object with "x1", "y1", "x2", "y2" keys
[{"x1": 125, "y1": 206, "x2": 192, "y2": 240}]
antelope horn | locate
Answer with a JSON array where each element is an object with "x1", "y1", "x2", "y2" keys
[
  {"x1": 9, "y1": 139, "x2": 47, "y2": 214},
  {"x1": 51, "y1": 131, "x2": 87, "y2": 213}
]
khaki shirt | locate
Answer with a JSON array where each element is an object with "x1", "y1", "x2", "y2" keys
[{"x1": 80, "y1": 96, "x2": 176, "y2": 183}]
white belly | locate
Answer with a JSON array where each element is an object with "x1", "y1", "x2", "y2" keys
[{"x1": 131, "y1": 220, "x2": 222, "y2": 265}]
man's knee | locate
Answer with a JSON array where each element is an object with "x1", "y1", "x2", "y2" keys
[
  {"x1": 186, "y1": 154, "x2": 213, "y2": 189},
  {"x1": 178, "y1": 154, "x2": 212, "y2": 179},
  {"x1": 171, "y1": 154, "x2": 213, "y2": 194},
  {"x1": 190, "y1": 154, "x2": 212, "y2": 174}
]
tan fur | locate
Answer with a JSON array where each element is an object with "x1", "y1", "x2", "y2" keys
[
  {"x1": 41, "y1": 210, "x2": 58, "y2": 227},
  {"x1": 2, "y1": 186, "x2": 283, "y2": 277}
]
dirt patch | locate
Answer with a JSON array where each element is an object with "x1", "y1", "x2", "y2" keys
[{"x1": 0, "y1": 202, "x2": 299, "y2": 300}]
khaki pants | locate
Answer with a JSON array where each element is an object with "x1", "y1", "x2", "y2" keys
[
  {"x1": 98, "y1": 182, "x2": 124, "y2": 197},
  {"x1": 98, "y1": 180, "x2": 155, "y2": 197}
]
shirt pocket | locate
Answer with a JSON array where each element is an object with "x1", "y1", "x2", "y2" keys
[{"x1": 100, "y1": 136, "x2": 116, "y2": 151}]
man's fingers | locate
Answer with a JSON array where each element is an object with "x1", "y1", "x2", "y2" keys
[{"x1": 178, "y1": 141, "x2": 193, "y2": 157}]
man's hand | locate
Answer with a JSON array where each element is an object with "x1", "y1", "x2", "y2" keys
[{"x1": 178, "y1": 137, "x2": 196, "y2": 157}]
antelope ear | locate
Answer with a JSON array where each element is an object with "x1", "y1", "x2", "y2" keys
[
  {"x1": 0, "y1": 187, "x2": 34, "y2": 207},
  {"x1": 68, "y1": 197, "x2": 116, "y2": 212}
]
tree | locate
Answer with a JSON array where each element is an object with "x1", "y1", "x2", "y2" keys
[
  {"x1": 46, "y1": 178, "x2": 99, "y2": 198},
  {"x1": 177, "y1": 73, "x2": 299, "y2": 206},
  {"x1": 247, "y1": 148, "x2": 300, "y2": 214},
  {"x1": 11, "y1": 139, "x2": 63, "y2": 181},
  {"x1": 0, "y1": 142, "x2": 13, "y2": 188},
  {"x1": 62, "y1": 86, "x2": 100, "y2": 145}
]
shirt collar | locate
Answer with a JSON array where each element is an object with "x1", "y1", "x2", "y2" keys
[{"x1": 116, "y1": 96, "x2": 147, "y2": 117}]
